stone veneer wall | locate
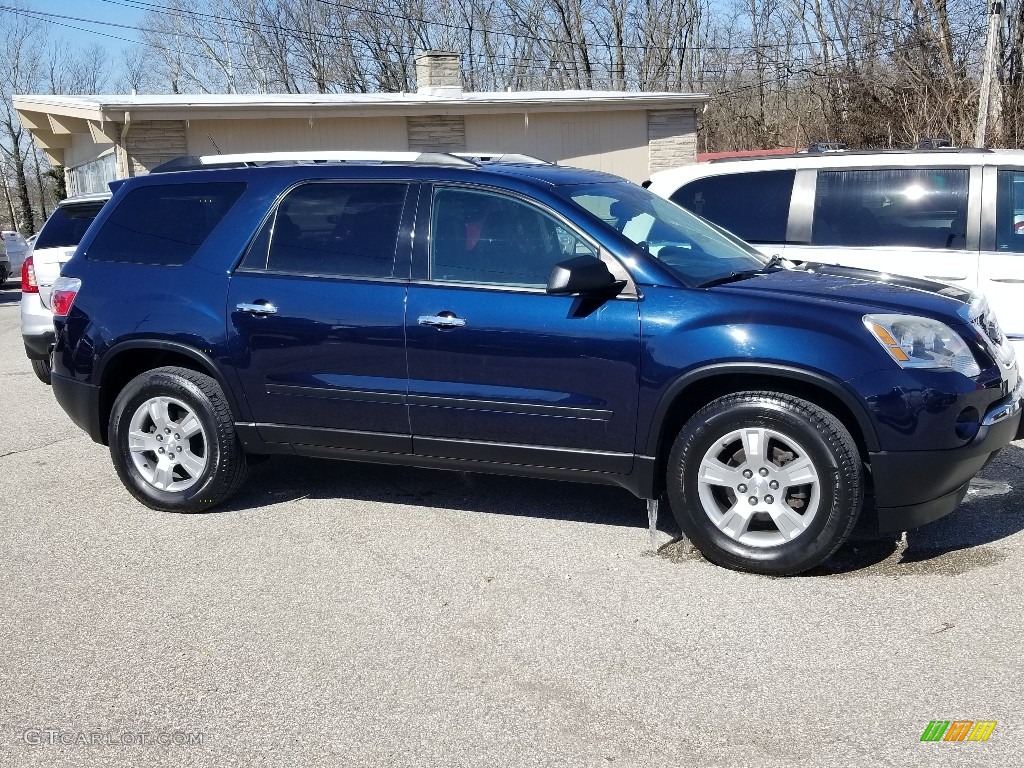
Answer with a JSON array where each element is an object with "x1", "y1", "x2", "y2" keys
[
  {"x1": 122, "y1": 120, "x2": 188, "y2": 175},
  {"x1": 407, "y1": 115, "x2": 466, "y2": 152},
  {"x1": 647, "y1": 109, "x2": 698, "y2": 173}
]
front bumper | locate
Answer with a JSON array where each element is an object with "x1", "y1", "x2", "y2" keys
[{"x1": 868, "y1": 380, "x2": 1022, "y2": 532}]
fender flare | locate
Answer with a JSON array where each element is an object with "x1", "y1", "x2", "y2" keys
[
  {"x1": 643, "y1": 362, "x2": 879, "y2": 456},
  {"x1": 97, "y1": 339, "x2": 248, "y2": 422}
]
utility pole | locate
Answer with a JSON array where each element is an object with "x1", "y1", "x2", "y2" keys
[{"x1": 975, "y1": 1, "x2": 1005, "y2": 147}]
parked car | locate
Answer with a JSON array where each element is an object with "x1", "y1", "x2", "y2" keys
[
  {"x1": 1, "y1": 230, "x2": 30, "y2": 284},
  {"x1": 47, "y1": 152, "x2": 1022, "y2": 575},
  {"x1": 1, "y1": 230, "x2": 30, "y2": 280},
  {"x1": 21, "y1": 193, "x2": 110, "y2": 384},
  {"x1": 646, "y1": 149, "x2": 1024, "y2": 357}
]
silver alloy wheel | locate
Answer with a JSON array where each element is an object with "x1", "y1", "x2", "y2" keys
[
  {"x1": 696, "y1": 426, "x2": 821, "y2": 548},
  {"x1": 127, "y1": 395, "x2": 208, "y2": 492}
]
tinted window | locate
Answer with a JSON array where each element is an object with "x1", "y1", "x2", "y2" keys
[
  {"x1": 812, "y1": 169, "x2": 968, "y2": 249},
  {"x1": 243, "y1": 182, "x2": 407, "y2": 278},
  {"x1": 35, "y1": 201, "x2": 106, "y2": 250},
  {"x1": 670, "y1": 170, "x2": 794, "y2": 243},
  {"x1": 995, "y1": 169, "x2": 1024, "y2": 253},
  {"x1": 88, "y1": 183, "x2": 245, "y2": 264},
  {"x1": 430, "y1": 188, "x2": 595, "y2": 286}
]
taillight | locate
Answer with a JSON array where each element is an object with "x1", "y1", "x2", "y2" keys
[
  {"x1": 21, "y1": 255, "x2": 38, "y2": 293},
  {"x1": 51, "y1": 276, "x2": 82, "y2": 316}
]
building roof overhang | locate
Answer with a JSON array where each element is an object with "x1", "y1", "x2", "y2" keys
[
  {"x1": 14, "y1": 90, "x2": 709, "y2": 124},
  {"x1": 12, "y1": 90, "x2": 710, "y2": 168}
]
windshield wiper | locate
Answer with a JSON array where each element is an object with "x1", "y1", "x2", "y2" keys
[
  {"x1": 759, "y1": 254, "x2": 787, "y2": 272},
  {"x1": 699, "y1": 254, "x2": 791, "y2": 287},
  {"x1": 697, "y1": 270, "x2": 760, "y2": 288}
]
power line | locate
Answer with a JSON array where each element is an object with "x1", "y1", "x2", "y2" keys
[{"x1": 3, "y1": 1, "x2": 988, "y2": 93}]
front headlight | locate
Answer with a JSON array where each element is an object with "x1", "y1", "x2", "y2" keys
[{"x1": 863, "y1": 314, "x2": 980, "y2": 377}]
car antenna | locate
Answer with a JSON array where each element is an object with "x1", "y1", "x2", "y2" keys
[{"x1": 208, "y1": 134, "x2": 223, "y2": 154}]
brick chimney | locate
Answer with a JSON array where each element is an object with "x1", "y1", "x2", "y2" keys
[{"x1": 415, "y1": 51, "x2": 463, "y2": 97}]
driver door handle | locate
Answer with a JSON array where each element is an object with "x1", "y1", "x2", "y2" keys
[
  {"x1": 418, "y1": 314, "x2": 467, "y2": 328},
  {"x1": 236, "y1": 301, "x2": 278, "y2": 315}
]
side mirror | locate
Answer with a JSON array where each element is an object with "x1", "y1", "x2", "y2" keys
[{"x1": 546, "y1": 255, "x2": 626, "y2": 296}]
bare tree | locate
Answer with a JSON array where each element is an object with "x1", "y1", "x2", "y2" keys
[{"x1": 0, "y1": 1, "x2": 47, "y2": 234}]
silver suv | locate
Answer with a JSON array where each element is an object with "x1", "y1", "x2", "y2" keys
[
  {"x1": 647, "y1": 149, "x2": 1024, "y2": 357},
  {"x1": 21, "y1": 193, "x2": 110, "y2": 384}
]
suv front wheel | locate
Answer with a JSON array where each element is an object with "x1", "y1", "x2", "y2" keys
[
  {"x1": 108, "y1": 366, "x2": 248, "y2": 512},
  {"x1": 667, "y1": 392, "x2": 863, "y2": 575}
]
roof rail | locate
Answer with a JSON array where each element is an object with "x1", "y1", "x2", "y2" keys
[
  {"x1": 705, "y1": 147, "x2": 994, "y2": 163},
  {"x1": 451, "y1": 152, "x2": 552, "y2": 165},
  {"x1": 150, "y1": 151, "x2": 476, "y2": 173}
]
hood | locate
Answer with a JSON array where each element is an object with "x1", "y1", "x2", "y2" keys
[{"x1": 717, "y1": 262, "x2": 974, "y2": 320}]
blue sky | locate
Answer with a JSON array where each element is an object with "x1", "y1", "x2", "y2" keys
[{"x1": 28, "y1": 0, "x2": 144, "y2": 51}]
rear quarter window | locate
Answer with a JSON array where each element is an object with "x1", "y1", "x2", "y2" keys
[
  {"x1": 86, "y1": 182, "x2": 245, "y2": 265},
  {"x1": 669, "y1": 170, "x2": 795, "y2": 244}
]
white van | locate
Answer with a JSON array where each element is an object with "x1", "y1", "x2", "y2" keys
[{"x1": 647, "y1": 149, "x2": 1024, "y2": 354}]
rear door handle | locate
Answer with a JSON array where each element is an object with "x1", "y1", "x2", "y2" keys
[
  {"x1": 989, "y1": 278, "x2": 1024, "y2": 284},
  {"x1": 236, "y1": 301, "x2": 278, "y2": 315},
  {"x1": 418, "y1": 314, "x2": 466, "y2": 328}
]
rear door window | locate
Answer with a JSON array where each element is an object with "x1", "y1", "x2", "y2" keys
[
  {"x1": 87, "y1": 182, "x2": 245, "y2": 265},
  {"x1": 669, "y1": 170, "x2": 794, "y2": 244},
  {"x1": 35, "y1": 201, "x2": 107, "y2": 250},
  {"x1": 241, "y1": 182, "x2": 408, "y2": 278},
  {"x1": 995, "y1": 169, "x2": 1024, "y2": 252},
  {"x1": 812, "y1": 169, "x2": 968, "y2": 249}
]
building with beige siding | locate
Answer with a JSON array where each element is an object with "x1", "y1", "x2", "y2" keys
[{"x1": 14, "y1": 52, "x2": 707, "y2": 194}]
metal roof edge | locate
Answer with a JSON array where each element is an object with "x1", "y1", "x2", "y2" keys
[{"x1": 13, "y1": 91, "x2": 710, "y2": 119}]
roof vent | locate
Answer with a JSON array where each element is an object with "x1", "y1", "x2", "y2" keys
[{"x1": 415, "y1": 51, "x2": 463, "y2": 97}]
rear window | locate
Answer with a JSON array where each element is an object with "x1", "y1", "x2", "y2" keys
[
  {"x1": 86, "y1": 182, "x2": 245, "y2": 265},
  {"x1": 35, "y1": 201, "x2": 107, "y2": 250},
  {"x1": 669, "y1": 170, "x2": 795, "y2": 244}
]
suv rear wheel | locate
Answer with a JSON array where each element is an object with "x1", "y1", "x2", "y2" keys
[
  {"x1": 667, "y1": 392, "x2": 863, "y2": 575},
  {"x1": 108, "y1": 366, "x2": 248, "y2": 512}
]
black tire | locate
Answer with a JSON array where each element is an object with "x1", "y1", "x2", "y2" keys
[
  {"x1": 31, "y1": 358, "x2": 51, "y2": 385},
  {"x1": 108, "y1": 366, "x2": 248, "y2": 512},
  {"x1": 666, "y1": 391, "x2": 863, "y2": 575}
]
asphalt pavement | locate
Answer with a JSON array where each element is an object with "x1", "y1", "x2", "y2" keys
[{"x1": 0, "y1": 285, "x2": 1021, "y2": 767}]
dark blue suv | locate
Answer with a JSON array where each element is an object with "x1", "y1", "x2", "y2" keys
[{"x1": 48, "y1": 153, "x2": 1023, "y2": 575}]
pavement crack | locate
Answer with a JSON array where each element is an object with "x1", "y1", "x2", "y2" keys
[{"x1": 0, "y1": 437, "x2": 78, "y2": 459}]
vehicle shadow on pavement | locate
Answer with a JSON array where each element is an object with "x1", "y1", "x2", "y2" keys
[
  {"x1": 222, "y1": 455, "x2": 657, "y2": 531},
  {"x1": 211, "y1": 442, "x2": 1024, "y2": 576},
  {"x1": 0, "y1": 288, "x2": 22, "y2": 305}
]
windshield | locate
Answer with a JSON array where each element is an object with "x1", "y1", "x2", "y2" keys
[{"x1": 558, "y1": 182, "x2": 768, "y2": 285}]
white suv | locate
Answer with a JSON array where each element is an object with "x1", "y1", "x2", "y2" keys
[
  {"x1": 21, "y1": 193, "x2": 110, "y2": 383},
  {"x1": 647, "y1": 149, "x2": 1024, "y2": 355}
]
